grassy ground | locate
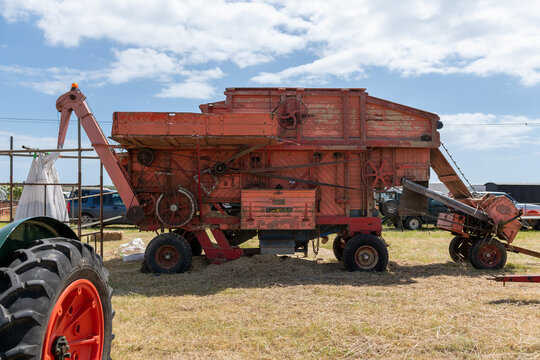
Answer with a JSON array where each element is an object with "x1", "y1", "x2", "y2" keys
[{"x1": 93, "y1": 226, "x2": 540, "y2": 359}]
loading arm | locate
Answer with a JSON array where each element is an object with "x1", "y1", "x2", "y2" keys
[{"x1": 56, "y1": 84, "x2": 140, "y2": 209}]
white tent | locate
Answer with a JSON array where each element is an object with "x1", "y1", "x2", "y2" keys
[{"x1": 14, "y1": 153, "x2": 69, "y2": 222}]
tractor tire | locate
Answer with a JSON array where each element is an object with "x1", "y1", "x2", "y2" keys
[
  {"x1": 404, "y1": 216, "x2": 422, "y2": 230},
  {"x1": 381, "y1": 200, "x2": 399, "y2": 217},
  {"x1": 448, "y1": 236, "x2": 470, "y2": 262},
  {"x1": 332, "y1": 235, "x2": 345, "y2": 261},
  {"x1": 173, "y1": 229, "x2": 202, "y2": 256},
  {"x1": 342, "y1": 234, "x2": 388, "y2": 272},
  {"x1": 469, "y1": 238, "x2": 507, "y2": 270},
  {"x1": 81, "y1": 213, "x2": 94, "y2": 225},
  {"x1": 144, "y1": 233, "x2": 192, "y2": 273},
  {"x1": 0, "y1": 238, "x2": 113, "y2": 360}
]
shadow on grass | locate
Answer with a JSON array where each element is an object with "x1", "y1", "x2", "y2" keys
[
  {"x1": 488, "y1": 299, "x2": 540, "y2": 306},
  {"x1": 104, "y1": 255, "x2": 508, "y2": 297}
]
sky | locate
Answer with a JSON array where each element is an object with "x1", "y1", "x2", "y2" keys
[{"x1": 1, "y1": 0, "x2": 540, "y2": 187}]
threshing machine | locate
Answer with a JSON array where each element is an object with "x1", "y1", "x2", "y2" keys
[{"x1": 55, "y1": 84, "x2": 539, "y2": 273}]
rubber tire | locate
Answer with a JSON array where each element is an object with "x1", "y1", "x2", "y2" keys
[
  {"x1": 173, "y1": 230, "x2": 202, "y2": 256},
  {"x1": 342, "y1": 234, "x2": 389, "y2": 272},
  {"x1": 144, "y1": 233, "x2": 192, "y2": 273},
  {"x1": 448, "y1": 236, "x2": 470, "y2": 262},
  {"x1": 381, "y1": 200, "x2": 399, "y2": 217},
  {"x1": 404, "y1": 216, "x2": 422, "y2": 230},
  {"x1": 469, "y1": 238, "x2": 507, "y2": 270},
  {"x1": 332, "y1": 236, "x2": 345, "y2": 261},
  {"x1": 80, "y1": 213, "x2": 94, "y2": 225},
  {"x1": 0, "y1": 238, "x2": 113, "y2": 360}
]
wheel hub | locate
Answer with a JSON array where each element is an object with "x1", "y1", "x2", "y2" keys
[
  {"x1": 354, "y1": 246, "x2": 378, "y2": 269},
  {"x1": 52, "y1": 336, "x2": 71, "y2": 360},
  {"x1": 170, "y1": 204, "x2": 178, "y2": 212}
]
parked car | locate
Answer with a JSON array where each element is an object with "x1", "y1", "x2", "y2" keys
[
  {"x1": 67, "y1": 188, "x2": 127, "y2": 225},
  {"x1": 473, "y1": 191, "x2": 540, "y2": 229},
  {"x1": 377, "y1": 189, "x2": 450, "y2": 230}
]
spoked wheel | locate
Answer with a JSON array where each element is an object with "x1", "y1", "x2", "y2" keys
[
  {"x1": 361, "y1": 158, "x2": 395, "y2": 192},
  {"x1": 143, "y1": 233, "x2": 192, "y2": 273},
  {"x1": 156, "y1": 187, "x2": 196, "y2": 227},
  {"x1": 469, "y1": 238, "x2": 507, "y2": 270},
  {"x1": 0, "y1": 238, "x2": 113, "y2": 360},
  {"x1": 332, "y1": 235, "x2": 345, "y2": 261},
  {"x1": 448, "y1": 236, "x2": 470, "y2": 262},
  {"x1": 342, "y1": 234, "x2": 388, "y2": 272}
]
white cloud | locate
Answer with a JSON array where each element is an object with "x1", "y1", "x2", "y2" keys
[
  {"x1": 440, "y1": 113, "x2": 540, "y2": 150},
  {"x1": 156, "y1": 67, "x2": 225, "y2": 99},
  {"x1": 3, "y1": 0, "x2": 540, "y2": 91}
]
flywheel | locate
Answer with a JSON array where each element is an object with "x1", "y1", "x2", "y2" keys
[{"x1": 156, "y1": 186, "x2": 196, "y2": 227}]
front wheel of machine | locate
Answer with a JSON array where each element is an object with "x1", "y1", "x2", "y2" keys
[
  {"x1": 342, "y1": 234, "x2": 388, "y2": 272},
  {"x1": 144, "y1": 233, "x2": 192, "y2": 273},
  {"x1": 469, "y1": 238, "x2": 507, "y2": 270},
  {"x1": 0, "y1": 238, "x2": 113, "y2": 360},
  {"x1": 448, "y1": 236, "x2": 470, "y2": 262}
]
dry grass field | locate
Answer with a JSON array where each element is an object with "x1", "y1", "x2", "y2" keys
[{"x1": 94, "y1": 227, "x2": 540, "y2": 360}]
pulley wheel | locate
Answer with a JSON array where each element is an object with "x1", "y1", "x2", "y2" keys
[{"x1": 137, "y1": 148, "x2": 154, "y2": 166}]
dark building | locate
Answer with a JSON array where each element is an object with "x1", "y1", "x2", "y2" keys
[{"x1": 484, "y1": 183, "x2": 540, "y2": 203}]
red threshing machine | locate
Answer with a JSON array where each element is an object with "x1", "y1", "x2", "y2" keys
[{"x1": 55, "y1": 85, "x2": 540, "y2": 273}]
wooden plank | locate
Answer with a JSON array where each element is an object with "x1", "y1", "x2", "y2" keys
[{"x1": 430, "y1": 148, "x2": 471, "y2": 199}]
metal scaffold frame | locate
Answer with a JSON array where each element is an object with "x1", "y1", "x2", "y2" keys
[{"x1": 0, "y1": 121, "x2": 109, "y2": 257}]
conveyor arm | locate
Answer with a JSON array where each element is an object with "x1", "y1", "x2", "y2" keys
[{"x1": 56, "y1": 84, "x2": 140, "y2": 208}]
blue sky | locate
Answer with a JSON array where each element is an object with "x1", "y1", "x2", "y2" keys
[{"x1": 1, "y1": 0, "x2": 540, "y2": 187}]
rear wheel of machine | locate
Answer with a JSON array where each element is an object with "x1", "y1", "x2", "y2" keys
[
  {"x1": 332, "y1": 236, "x2": 345, "y2": 261},
  {"x1": 469, "y1": 238, "x2": 507, "y2": 270},
  {"x1": 342, "y1": 234, "x2": 388, "y2": 272},
  {"x1": 404, "y1": 216, "x2": 422, "y2": 230},
  {"x1": 144, "y1": 233, "x2": 192, "y2": 273},
  {"x1": 0, "y1": 238, "x2": 113, "y2": 360},
  {"x1": 173, "y1": 229, "x2": 202, "y2": 256},
  {"x1": 448, "y1": 236, "x2": 470, "y2": 262}
]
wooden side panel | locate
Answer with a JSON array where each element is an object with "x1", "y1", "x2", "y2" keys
[
  {"x1": 395, "y1": 148, "x2": 431, "y2": 183},
  {"x1": 111, "y1": 112, "x2": 276, "y2": 147},
  {"x1": 366, "y1": 103, "x2": 432, "y2": 142},
  {"x1": 300, "y1": 95, "x2": 344, "y2": 138},
  {"x1": 241, "y1": 189, "x2": 316, "y2": 229}
]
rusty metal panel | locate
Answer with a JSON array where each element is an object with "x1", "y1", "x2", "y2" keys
[
  {"x1": 241, "y1": 189, "x2": 316, "y2": 230},
  {"x1": 430, "y1": 148, "x2": 471, "y2": 199},
  {"x1": 437, "y1": 213, "x2": 466, "y2": 234}
]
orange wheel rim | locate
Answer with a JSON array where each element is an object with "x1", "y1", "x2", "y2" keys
[{"x1": 42, "y1": 279, "x2": 104, "y2": 360}]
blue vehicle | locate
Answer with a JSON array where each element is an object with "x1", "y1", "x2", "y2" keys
[{"x1": 67, "y1": 188, "x2": 128, "y2": 225}]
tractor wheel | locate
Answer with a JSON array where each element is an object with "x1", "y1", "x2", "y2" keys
[
  {"x1": 380, "y1": 200, "x2": 399, "y2": 217},
  {"x1": 448, "y1": 236, "x2": 470, "y2": 262},
  {"x1": 0, "y1": 238, "x2": 113, "y2": 360},
  {"x1": 173, "y1": 229, "x2": 202, "y2": 256},
  {"x1": 144, "y1": 233, "x2": 192, "y2": 273},
  {"x1": 404, "y1": 216, "x2": 422, "y2": 230},
  {"x1": 469, "y1": 238, "x2": 507, "y2": 270},
  {"x1": 342, "y1": 234, "x2": 388, "y2": 272},
  {"x1": 332, "y1": 235, "x2": 345, "y2": 261}
]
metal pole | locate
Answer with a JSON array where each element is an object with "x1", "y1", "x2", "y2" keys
[
  {"x1": 100, "y1": 162, "x2": 104, "y2": 257},
  {"x1": 9, "y1": 136, "x2": 13, "y2": 222},
  {"x1": 78, "y1": 116, "x2": 82, "y2": 239}
]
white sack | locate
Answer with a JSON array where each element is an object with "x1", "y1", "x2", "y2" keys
[{"x1": 14, "y1": 153, "x2": 69, "y2": 222}]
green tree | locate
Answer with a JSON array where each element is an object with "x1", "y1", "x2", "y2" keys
[{"x1": 0, "y1": 185, "x2": 23, "y2": 201}]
